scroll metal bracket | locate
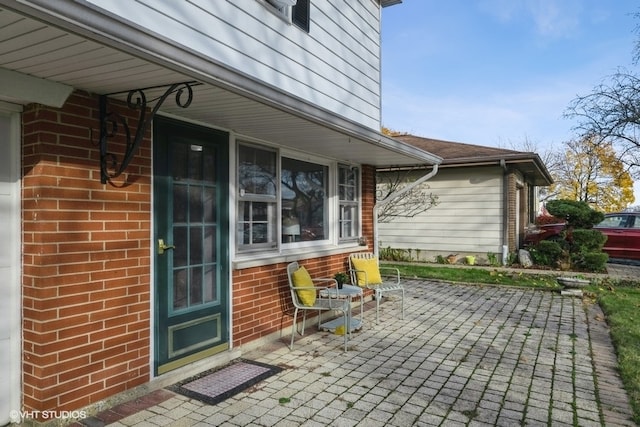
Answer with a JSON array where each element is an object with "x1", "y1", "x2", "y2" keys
[{"x1": 98, "y1": 81, "x2": 198, "y2": 184}]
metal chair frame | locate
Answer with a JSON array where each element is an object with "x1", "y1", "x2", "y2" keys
[
  {"x1": 348, "y1": 252, "x2": 404, "y2": 323},
  {"x1": 286, "y1": 261, "x2": 349, "y2": 351}
]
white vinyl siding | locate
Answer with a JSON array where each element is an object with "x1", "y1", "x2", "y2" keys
[
  {"x1": 86, "y1": 0, "x2": 383, "y2": 129},
  {"x1": 0, "y1": 105, "x2": 20, "y2": 426},
  {"x1": 377, "y1": 167, "x2": 505, "y2": 256}
]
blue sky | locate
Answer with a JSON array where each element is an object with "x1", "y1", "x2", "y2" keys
[{"x1": 381, "y1": 0, "x2": 640, "y2": 201}]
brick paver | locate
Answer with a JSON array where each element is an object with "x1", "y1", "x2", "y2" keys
[{"x1": 82, "y1": 280, "x2": 636, "y2": 426}]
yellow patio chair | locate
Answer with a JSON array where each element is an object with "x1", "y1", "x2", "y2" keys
[
  {"x1": 348, "y1": 252, "x2": 404, "y2": 323},
  {"x1": 287, "y1": 261, "x2": 349, "y2": 351}
]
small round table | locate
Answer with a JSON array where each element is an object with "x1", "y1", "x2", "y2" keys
[{"x1": 318, "y1": 284, "x2": 364, "y2": 334}]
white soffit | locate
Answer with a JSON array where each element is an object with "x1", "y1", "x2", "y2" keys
[{"x1": 0, "y1": 2, "x2": 440, "y2": 167}]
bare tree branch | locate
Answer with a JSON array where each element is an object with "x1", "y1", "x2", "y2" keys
[
  {"x1": 376, "y1": 168, "x2": 439, "y2": 223},
  {"x1": 565, "y1": 69, "x2": 640, "y2": 178}
]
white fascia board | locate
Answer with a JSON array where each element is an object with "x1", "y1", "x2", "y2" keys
[{"x1": 0, "y1": 68, "x2": 73, "y2": 108}]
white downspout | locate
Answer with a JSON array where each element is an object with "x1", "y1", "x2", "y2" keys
[
  {"x1": 500, "y1": 159, "x2": 509, "y2": 265},
  {"x1": 373, "y1": 164, "x2": 439, "y2": 257}
]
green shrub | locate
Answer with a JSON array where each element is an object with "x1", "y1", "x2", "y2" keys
[
  {"x1": 571, "y1": 252, "x2": 609, "y2": 272},
  {"x1": 529, "y1": 240, "x2": 563, "y2": 267},
  {"x1": 542, "y1": 199, "x2": 607, "y2": 271},
  {"x1": 486, "y1": 252, "x2": 499, "y2": 266},
  {"x1": 571, "y1": 229, "x2": 607, "y2": 252},
  {"x1": 545, "y1": 199, "x2": 604, "y2": 229},
  {"x1": 379, "y1": 246, "x2": 411, "y2": 262}
]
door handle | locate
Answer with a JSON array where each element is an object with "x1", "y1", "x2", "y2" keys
[{"x1": 158, "y1": 239, "x2": 175, "y2": 255}]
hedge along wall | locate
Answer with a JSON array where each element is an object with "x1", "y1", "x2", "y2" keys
[{"x1": 21, "y1": 91, "x2": 152, "y2": 415}]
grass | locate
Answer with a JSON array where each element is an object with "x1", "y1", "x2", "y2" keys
[
  {"x1": 384, "y1": 262, "x2": 561, "y2": 289},
  {"x1": 593, "y1": 283, "x2": 640, "y2": 424},
  {"x1": 384, "y1": 262, "x2": 640, "y2": 424}
]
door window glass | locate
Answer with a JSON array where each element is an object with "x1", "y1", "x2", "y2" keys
[{"x1": 171, "y1": 142, "x2": 219, "y2": 312}]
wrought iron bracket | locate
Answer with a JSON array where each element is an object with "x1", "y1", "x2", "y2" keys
[{"x1": 98, "y1": 81, "x2": 198, "y2": 183}]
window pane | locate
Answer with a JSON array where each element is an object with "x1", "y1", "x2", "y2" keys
[
  {"x1": 237, "y1": 145, "x2": 278, "y2": 251},
  {"x1": 281, "y1": 157, "x2": 327, "y2": 242},
  {"x1": 189, "y1": 145, "x2": 203, "y2": 180},
  {"x1": 237, "y1": 201, "x2": 275, "y2": 246},
  {"x1": 238, "y1": 145, "x2": 276, "y2": 196},
  {"x1": 173, "y1": 184, "x2": 188, "y2": 223},
  {"x1": 190, "y1": 266, "x2": 203, "y2": 305},
  {"x1": 189, "y1": 186, "x2": 203, "y2": 223},
  {"x1": 173, "y1": 227, "x2": 188, "y2": 267},
  {"x1": 204, "y1": 187, "x2": 216, "y2": 222},
  {"x1": 339, "y1": 165, "x2": 357, "y2": 201},
  {"x1": 171, "y1": 143, "x2": 187, "y2": 180},
  {"x1": 340, "y1": 205, "x2": 357, "y2": 238},
  {"x1": 190, "y1": 228, "x2": 202, "y2": 265},
  {"x1": 204, "y1": 226, "x2": 216, "y2": 263},
  {"x1": 292, "y1": 0, "x2": 310, "y2": 32},
  {"x1": 339, "y1": 165, "x2": 359, "y2": 240},
  {"x1": 173, "y1": 269, "x2": 187, "y2": 310},
  {"x1": 204, "y1": 266, "x2": 216, "y2": 303},
  {"x1": 203, "y1": 146, "x2": 216, "y2": 183}
]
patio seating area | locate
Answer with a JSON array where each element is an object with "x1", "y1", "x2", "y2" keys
[{"x1": 96, "y1": 279, "x2": 635, "y2": 426}]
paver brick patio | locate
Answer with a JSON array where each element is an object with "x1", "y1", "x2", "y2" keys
[{"x1": 81, "y1": 279, "x2": 636, "y2": 426}]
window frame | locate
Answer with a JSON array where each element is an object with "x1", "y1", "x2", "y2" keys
[
  {"x1": 338, "y1": 164, "x2": 360, "y2": 242},
  {"x1": 236, "y1": 142, "x2": 279, "y2": 252},
  {"x1": 259, "y1": 0, "x2": 310, "y2": 32},
  {"x1": 292, "y1": 0, "x2": 310, "y2": 32},
  {"x1": 235, "y1": 141, "x2": 361, "y2": 255},
  {"x1": 280, "y1": 152, "x2": 331, "y2": 249}
]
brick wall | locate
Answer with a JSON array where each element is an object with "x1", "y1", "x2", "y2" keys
[
  {"x1": 361, "y1": 164, "x2": 375, "y2": 247},
  {"x1": 231, "y1": 256, "x2": 343, "y2": 346},
  {"x1": 506, "y1": 172, "x2": 515, "y2": 251},
  {"x1": 22, "y1": 91, "x2": 152, "y2": 415}
]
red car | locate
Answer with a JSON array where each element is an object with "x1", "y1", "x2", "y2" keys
[
  {"x1": 525, "y1": 212, "x2": 640, "y2": 261},
  {"x1": 524, "y1": 221, "x2": 565, "y2": 245}
]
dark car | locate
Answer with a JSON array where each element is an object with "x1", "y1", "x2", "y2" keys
[{"x1": 525, "y1": 212, "x2": 640, "y2": 261}]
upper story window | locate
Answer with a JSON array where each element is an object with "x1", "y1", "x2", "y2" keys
[
  {"x1": 292, "y1": 0, "x2": 310, "y2": 32},
  {"x1": 236, "y1": 142, "x2": 360, "y2": 253},
  {"x1": 262, "y1": 0, "x2": 310, "y2": 32}
]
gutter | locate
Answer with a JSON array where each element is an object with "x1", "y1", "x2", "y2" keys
[{"x1": 373, "y1": 164, "x2": 439, "y2": 257}]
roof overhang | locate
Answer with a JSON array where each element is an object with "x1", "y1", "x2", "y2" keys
[
  {"x1": 440, "y1": 153, "x2": 554, "y2": 187},
  {"x1": 0, "y1": 0, "x2": 439, "y2": 168}
]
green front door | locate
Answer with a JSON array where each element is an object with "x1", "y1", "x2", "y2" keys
[{"x1": 153, "y1": 117, "x2": 229, "y2": 375}]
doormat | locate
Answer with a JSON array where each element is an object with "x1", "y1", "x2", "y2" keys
[{"x1": 167, "y1": 359, "x2": 283, "y2": 405}]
